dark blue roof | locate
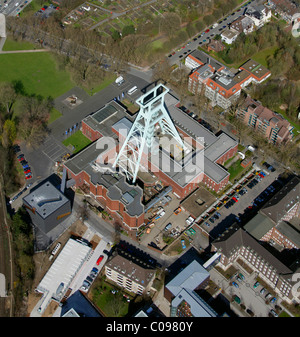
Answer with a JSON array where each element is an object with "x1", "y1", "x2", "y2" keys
[{"x1": 61, "y1": 290, "x2": 102, "y2": 317}]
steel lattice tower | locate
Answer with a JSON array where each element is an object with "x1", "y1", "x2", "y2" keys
[{"x1": 113, "y1": 84, "x2": 184, "y2": 183}]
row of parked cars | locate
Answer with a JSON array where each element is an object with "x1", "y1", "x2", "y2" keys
[
  {"x1": 81, "y1": 267, "x2": 99, "y2": 292},
  {"x1": 9, "y1": 182, "x2": 32, "y2": 204},
  {"x1": 179, "y1": 106, "x2": 213, "y2": 132},
  {"x1": 13, "y1": 145, "x2": 32, "y2": 180}
]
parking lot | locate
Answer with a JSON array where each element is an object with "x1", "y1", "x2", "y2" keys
[
  {"x1": 41, "y1": 136, "x2": 70, "y2": 163},
  {"x1": 210, "y1": 264, "x2": 281, "y2": 317},
  {"x1": 198, "y1": 166, "x2": 282, "y2": 239},
  {"x1": 140, "y1": 193, "x2": 192, "y2": 249}
]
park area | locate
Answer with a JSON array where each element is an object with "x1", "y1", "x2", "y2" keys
[{"x1": 0, "y1": 49, "x2": 74, "y2": 99}]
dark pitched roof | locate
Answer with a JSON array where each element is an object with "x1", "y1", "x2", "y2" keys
[
  {"x1": 212, "y1": 223, "x2": 292, "y2": 275},
  {"x1": 260, "y1": 176, "x2": 300, "y2": 224}
]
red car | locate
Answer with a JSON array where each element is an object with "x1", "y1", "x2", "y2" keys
[
  {"x1": 25, "y1": 175, "x2": 32, "y2": 180},
  {"x1": 24, "y1": 169, "x2": 31, "y2": 174},
  {"x1": 205, "y1": 29, "x2": 210, "y2": 33},
  {"x1": 232, "y1": 197, "x2": 238, "y2": 202},
  {"x1": 96, "y1": 255, "x2": 104, "y2": 265}
]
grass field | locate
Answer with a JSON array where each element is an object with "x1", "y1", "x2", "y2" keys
[
  {"x1": 88, "y1": 74, "x2": 117, "y2": 95},
  {"x1": 48, "y1": 108, "x2": 62, "y2": 124},
  {"x1": 62, "y1": 130, "x2": 91, "y2": 153},
  {"x1": 228, "y1": 159, "x2": 246, "y2": 182},
  {"x1": 251, "y1": 46, "x2": 278, "y2": 67},
  {"x1": 92, "y1": 279, "x2": 130, "y2": 317},
  {"x1": 0, "y1": 51, "x2": 74, "y2": 99},
  {"x1": 2, "y1": 38, "x2": 37, "y2": 51}
]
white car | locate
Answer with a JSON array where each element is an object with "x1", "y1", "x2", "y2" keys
[{"x1": 185, "y1": 216, "x2": 194, "y2": 226}]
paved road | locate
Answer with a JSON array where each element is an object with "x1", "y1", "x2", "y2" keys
[{"x1": 167, "y1": 0, "x2": 254, "y2": 66}]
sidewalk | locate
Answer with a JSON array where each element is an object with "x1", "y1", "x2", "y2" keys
[{"x1": 152, "y1": 285, "x2": 171, "y2": 317}]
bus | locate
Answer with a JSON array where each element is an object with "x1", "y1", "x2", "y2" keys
[{"x1": 128, "y1": 86, "x2": 137, "y2": 95}]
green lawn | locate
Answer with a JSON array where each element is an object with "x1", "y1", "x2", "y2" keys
[
  {"x1": 48, "y1": 108, "x2": 62, "y2": 124},
  {"x1": 0, "y1": 51, "x2": 74, "y2": 99},
  {"x1": 228, "y1": 159, "x2": 247, "y2": 182},
  {"x1": 62, "y1": 130, "x2": 91, "y2": 153},
  {"x1": 251, "y1": 46, "x2": 278, "y2": 67},
  {"x1": 91, "y1": 280, "x2": 130, "y2": 317},
  {"x1": 88, "y1": 74, "x2": 117, "y2": 95},
  {"x1": 2, "y1": 38, "x2": 37, "y2": 51}
]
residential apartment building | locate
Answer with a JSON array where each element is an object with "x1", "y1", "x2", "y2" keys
[
  {"x1": 245, "y1": 4, "x2": 272, "y2": 28},
  {"x1": 212, "y1": 223, "x2": 300, "y2": 304},
  {"x1": 104, "y1": 253, "x2": 156, "y2": 295},
  {"x1": 220, "y1": 28, "x2": 239, "y2": 44},
  {"x1": 230, "y1": 15, "x2": 255, "y2": 34},
  {"x1": 267, "y1": 0, "x2": 299, "y2": 22},
  {"x1": 164, "y1": 260, "x2": 217, "y2": 317},
  {"x1": 244, "y1": 176, "x2": 300, "y2": 250},
  {"x1": 236, "y1": 95, "x2": 293, "y2": 145},
  {"x1": 187, "y1": 51, "x2": 271, "y2": 110}
]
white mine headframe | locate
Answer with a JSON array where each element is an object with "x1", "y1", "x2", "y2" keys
[{"x1": 113, "y1": 84, "x2": 184, "y2": 183}]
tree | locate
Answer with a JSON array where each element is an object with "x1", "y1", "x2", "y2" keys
[
  {"x1": 159, "y1": 13, "x2": 181, "y2": 39},
  {"x1": 122, "y1": 25, "x2": 135, "y2": 37},
  {"x1": 0, "y1": 83, "x2": 17, "y2": 115},
  {"x1": 18, "y1": 96, "x2": 51, "y2": 147},
  {"x1": 1, "y1": 119, "x2": 17, "y2": 148}
]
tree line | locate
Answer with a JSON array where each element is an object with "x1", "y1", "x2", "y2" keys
[
  {"x1": 0, "y1": 81, "x2": 52, "y2": 194},
  {"x1": 217, "y1": 21, "x2": 300, "y2": 122}
]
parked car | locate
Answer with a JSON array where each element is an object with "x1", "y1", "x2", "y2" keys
[
  {"x1": 271, "y1": 297, "x2": 277, "y2": 303},
  {"x1": 181, "y1": 239, "x2": 186, "y2": 250},
  {"x1": 265, "y1": 293, "x2": 272, "y2": 300},
  {"x1": 253, "y1": 281, "x2": 260, "y2": 288},
  {"x1": 270, "y1": 309, "x2": 278, "y2": 317},
  {"x1": 260, "y1": 287, "x2": 266, "y2": 295},
  {"x1": 232, "y1": 281, "x2": 239, "y2": 288},
  {"x1": 96, "y1": 255, "x2": 104, "y2": 265},
  {"x1": 164, "y1": 223, "x2": 172, "y2": 231}
]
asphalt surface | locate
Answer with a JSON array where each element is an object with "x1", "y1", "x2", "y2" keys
[
  {"x1": 202, "y1": 168, "x2": 282, "y2": 241},
  {"x1": 0, "y1": 0, "x2": 31, "y2": 16}
]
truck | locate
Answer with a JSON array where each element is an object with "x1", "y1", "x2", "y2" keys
[{"x1": 115, "y1": 76, "x2": 124, "y2": 86}]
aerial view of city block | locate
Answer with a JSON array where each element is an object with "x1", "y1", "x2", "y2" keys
[{"x1": 0, "y1": 0, "x2": 299, "y2": 320}]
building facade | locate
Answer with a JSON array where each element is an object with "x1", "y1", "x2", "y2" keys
[
  {"x1": 236, "y1": 95, "x2": 293, "y2": 144},
  {"x1": 104, "y1": 253, "x2": 156, "y2": 295},
  {"x1": 187, "y1": 51, "x2": 271, "y2": 110},
  {"x1": 212, "y1": 224, "x2": 300, "y2": 304}
]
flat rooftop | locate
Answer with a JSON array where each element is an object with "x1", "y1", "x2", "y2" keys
[
  {"x1": 239, "y1": 59, "x2": 270, "y2": 79},
  {"x1": 180, "y1": 187, "x2": 217, "y2": 218},
  {"x1": 36, "y1": 237, "x2": 92, "y2": 314},
  {"x1": 64, "y1": 138, "x2": 144, "y2": 217},
  {"x1": 23, "y1": 181, "x2": 69, "y2": 219},
  {"x1": 82, "y1": 100, "x2": 129, "y2": 138}
]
